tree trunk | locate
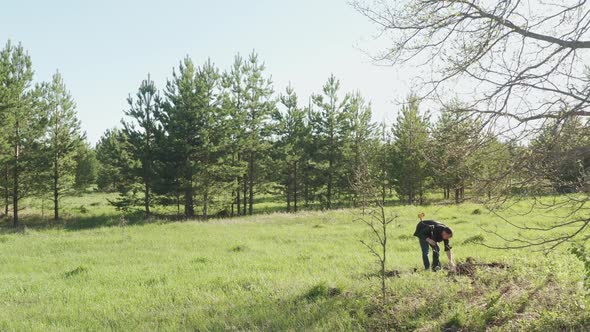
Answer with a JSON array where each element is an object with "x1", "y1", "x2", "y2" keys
[
  {"x1": 54, "y1": 158, "x2": 59, "y2": 220},
  {"x1": 304, "y1": 175, "x2": 309, "y2": 208},
  {"x1": 231, "y1": 154, "x2": 236, "y2": 217},
  {"x1": 13, "y1": 121, "x2": 19, "y2": 227},
  {"x1": 176, "y1": 192, "x2": 180, "y2": 218},
  {"x1": 248, "y1": 153, "x2": 254, "y2": 216},
  {"x1": 382, "y1": 180, "x2": 386, "y2": 205},
  {"x1": 381, "y1": 205, "x2": 387, "y2": 300},
  {"x1": 143, "y1": 181, "x2": 150, "y2": 219},
  {"x1": 203, "y1": 190, "x2": 208, "y2": 220},
  {"x1": 327, "y1": 158, "x2": 333, "y2": 209},
  {"x1": 242, "y1": 171, "x2": 247, "y2": 216},
  {"x1": 145, "y1": 111, "x2": 152, "y2": 219},
  {"x1": 293, "y1": 161, "x2": 298, "y2": 213},
  {"x1": 4, "y1": 167, "x2": 9, "y2": 216},
  {"x1": 286, "y1": 171, "x2": 291, "y2": 213},
  {"x1": 236, "y1": 177, "x2": 241, "y2": 216},
  {"x1": 231, "y1": 188, "x2": 235, "y2": 217},
  {"x1": 235, "y1": 153, "x2": 240, "y2": 216},
  {"x1": 185, "y1": 175, "x2": 194, "y2": 218}
]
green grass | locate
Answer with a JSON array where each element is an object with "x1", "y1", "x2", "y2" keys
[{"x1": 0, "y1": 193, "x2": 588, "y2": 331}]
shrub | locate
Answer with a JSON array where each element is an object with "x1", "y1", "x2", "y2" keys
[{"x1": 570, "y1": 245, "x2": 590, "y2": 290}]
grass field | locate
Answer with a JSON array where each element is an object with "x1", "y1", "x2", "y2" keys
[{"x1": 0, "y1": 193, "x2": 588, "y2": 331}]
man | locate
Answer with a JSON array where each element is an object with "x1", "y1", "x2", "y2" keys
[{"x1": 413, "y1": 213, "x2": 455, "y2": 271}]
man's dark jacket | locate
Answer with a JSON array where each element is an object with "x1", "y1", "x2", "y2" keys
[{"x1": 413, "y1": 220, "x2": 452, "y2": 251}]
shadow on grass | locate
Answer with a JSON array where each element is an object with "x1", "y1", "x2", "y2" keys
[
  {"x1": 0, "y1": 210, "x2": 191, "y2": 233},
  {"x1": 0, "y1": 194, "x2": 423, "y2": 233},
  {"x1": 198, "y1": 283, "x2": 365, "y2": 331}
]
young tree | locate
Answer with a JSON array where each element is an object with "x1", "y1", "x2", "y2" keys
[
  {"x1": 300, "y1": 98, "x2": 321, "y2": 208},
  {"x1": 471, "y1": 136, "x2": 512, "y2": 200},
  {"x1": 310, "y1": 75, "x2": 349, "y2": 209},
  {"x1": 192, "y1": 59, "x2": 227, "y2": 220},
  {"x1": 346, "y1": 91, "x2": 377, "y2": 210},
  {"x1": 274, "y1": 83, "x2": 309, "y2": 212},
  {"x1": 121, "y1": 74, "x2": 160, "y2": 218},
  {"x1": 0, "y1": 41, "x2": 46, "y2": 226},
  {"x1": 390, "y1": 95, "x2": 431, "y2": 205},
  {"x1": 151, "y1": 125, "x2": 184, "y2": 217},
  {"x1": 358, "y1": 202, "x2": 397, "y2": 303},
  {"x1": 374, "y1": 122, "x2": 393, "y2": 205},
  {"x1": 42, "y1": 71, "x2": 84, "y2": 220},
  {"x1": 0, "y1": 43, "x2": 9, "y2": 217},
  {"x1": 531, "y1": 116, "x2": 590, "y2": 193},
  {"x1": 221, "y1": 55, "x2": 248, "y2": 216},
  {"x1": 159, "y1": 57, "x2": 202, "y2": 218},
  {"x1": 74, "y1": 142, "x2": 98, "y2": 190},
  {"x1": 429, "y1": 107, "x2": 482, "y2": 203},
  {"x1": 241, "y1": 52, "x2": 275, "y2": 215},
  {"x1": 95, "y1": 128, "x2": 126, "y2": 192}
]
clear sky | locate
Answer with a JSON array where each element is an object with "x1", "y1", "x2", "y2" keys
[{"x1": 1, "y1": 0, "x2": 411, "y2": 145}]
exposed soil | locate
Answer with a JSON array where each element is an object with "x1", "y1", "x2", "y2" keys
[{"x1": 451, "y1": 257, "x2": 510, "y2": 277}]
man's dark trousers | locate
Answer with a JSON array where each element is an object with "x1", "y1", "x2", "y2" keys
[{"x1": 419, "y1": 238, "x2": 441, "y2": 270}]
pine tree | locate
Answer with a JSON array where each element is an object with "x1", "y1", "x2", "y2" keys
[
  {"x1": 301, "y1": 98, "x2": 320, "y2": 208},
  {"x1": 0, "y1": 41, "x2": 46, "y2": 226},
  {"x1": 311, "y1": 74, "x2": 349, "y2": 209},
  {"x1": 390, "y1": 95, "x2": 431, "y2": 205},
  {"x1": 74, "y1": 142, "x2": 98, "y2": 190},
  {"x1": 121, "y1": 74, "x2": 160, "y2": 218},
  {"x1": 221, "y1": 55, "x2": 248, "y2": 216},
  {"x1": 193, "y1": 59, "x2": 226, "y2": 220},
  {"x1": 95, "y1": 128, "x2": 126, "y2": 192},
  {"x1": 42, "y1": 71, "x2": 84, "y2": 220},
  {"x1": 242, "y1": 52, "x2": 275, "y2": 215},
  {"x1": 346, "y1": 91, "x2": 377, "y2": 210},
  {"x1": 472, "y1": 136, "x2": 512, "y2": 199},
  {"x1": 429, "y1": 105, "x2": 481, "y2": 203},
  {"x1": 151, "y1": 125, "x2": 184, "y2": 216},
  {"x1": 274, "y1": 83, "x2": 309, "y2": 212},
  {"x1": 0, "y1": 42, "x2": 9, "y2": 217},
  {"x1": 531, "y1": 115, "x2": 590, "y2": 193},
  {"x1": 159, "y1": 57, "x2": 202, "y2": 218},
  {"x1": 374, "y1": 122, "x2": 393, "y2": 205}
]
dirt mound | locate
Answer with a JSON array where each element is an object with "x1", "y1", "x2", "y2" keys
[
  {"x1": 384, "y1": 270, "x2": 401, "y2": 278},
  {"x1": 452, "y1": 257, "x2": 510, "y2": 277}
]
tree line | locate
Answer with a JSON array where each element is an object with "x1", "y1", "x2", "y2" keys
[
  {"x1": 0, "y1": 41, "x2": 95, "y2": 226},
  {"x1": 1, "y1": 39, "x2": 587, "y2": 225}
]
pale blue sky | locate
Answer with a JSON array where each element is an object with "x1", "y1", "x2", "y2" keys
[{"x1": 1, "y1": 0, "x2": 410, "y2": 144}]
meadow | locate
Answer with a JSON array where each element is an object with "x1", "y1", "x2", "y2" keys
[{"x1": 0, "y1": 193, "x2": 588, "y2": 331}]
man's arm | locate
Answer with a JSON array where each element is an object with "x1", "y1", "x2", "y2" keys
[
  {"x1": 444, "y1": 240, "x2": 455, "y2": 269},
  {"x1": 446, "y1": 250, "x2": 455, "y2": 267}
]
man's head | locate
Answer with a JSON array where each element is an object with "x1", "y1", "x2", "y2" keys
[{"x1": 442, "y1": 226, "x2": 453, "y2": 240}]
